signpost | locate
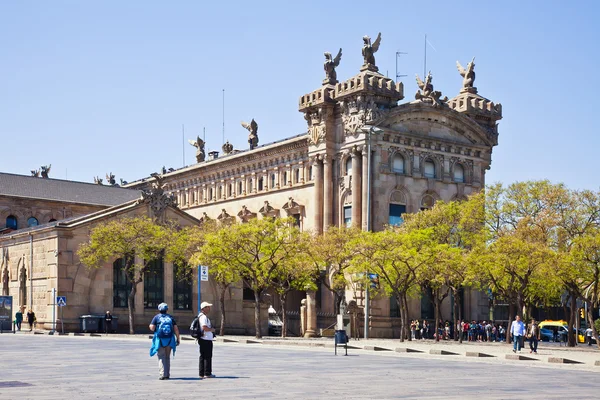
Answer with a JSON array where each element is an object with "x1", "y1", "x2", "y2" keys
[
  {"x1": 57, "y1": 296, "x2": 66, "y2": 334},
  {"x1": 197, "y1": 266, "x2": 208, "y2": 315}
]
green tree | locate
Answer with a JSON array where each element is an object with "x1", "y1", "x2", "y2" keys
[
  {"x1": 200, "y1": 217, "x2": 297, "y2": 338},
  {"x1": 305, "y1": 227, "x2": 361, "y2": 314},
  {"x1": 78, "y1": 216, "x2": 168, "y2": 334}
]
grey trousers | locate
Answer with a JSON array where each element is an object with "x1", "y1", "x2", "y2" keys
[{"x1": 157, "y1": 346, "x2": 172, "y2": 378}]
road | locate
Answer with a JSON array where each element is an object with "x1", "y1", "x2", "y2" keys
[{"x1": 1, "y1": 335, "x2": 599, "y2": 399}]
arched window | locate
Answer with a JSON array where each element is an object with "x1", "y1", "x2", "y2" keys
[
  {"x1": 283, "y1": 172, "x2": 288, "y2": 185},
  {"x1": 424, "y1": 160, "x2": 435, "y2": 178},
  {"x1": 209, "y1": 188, "x2": 213, "y2": 201},
  {"x1": 258, "y1": 177, "x2": 264, "y2": 191},
  {"x1": 345, "y1": 158, "x2": 352, "y2": 176},
  {"x1": 238, "y1": 181, "x2": 243, "y2": 194},
  {"x1": 421, "y1": 194, "x2": 435, "y2": 210},
  {"x1": 294, "y1": 169, "x2": 300, "y2": 184},
  {"x1": 248, "y1": 178, "x2": 253, "y2": 192},
  {"x1": 389, "y1": 191, "x2": 407, "y2": 226},
  {"x1": 27, "y1": 217, "x2": 39, "y2": 227},
  {"x1": 271, "y1": 174, "x2": 276, "y2": 188},
  {"x1": 454, "y1": 164, "x2": 465, "y2": 183},
  {"x1": 227, "y1": 184, "x2": 232, "y2": 197},
  {"x1": 6, "y1": 215, "x2": 17, "y2": 230},
  {"x1": 218, "y1": 185, "x2": 223, "y2": 199},
  {"x1": 392, "y1": 154, "x2": 405, "y2": 174},
  {"x1": 309, "y1": 166, "x2": 313, "y2": 181}
]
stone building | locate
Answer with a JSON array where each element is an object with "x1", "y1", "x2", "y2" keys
[
  {"x1": 125, "y1": 36, "x2": 502, "y2": 337},
  {"x1": 0, "y1": 35, "x2": 502, "y2": 337}
]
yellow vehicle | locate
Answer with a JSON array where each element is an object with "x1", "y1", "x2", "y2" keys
[{"x1": 538, "y1": 320, "x2": 585, "y2": 343}]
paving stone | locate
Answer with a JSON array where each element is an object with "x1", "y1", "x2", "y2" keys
[
  {"x1": 364, "y1": 345, "x2": 392, "y2": 351},
  {"x1": 395, "y1": 347, "x2": 424, "y2": 353},
  {"x1": 506, "y1": 354, "x2": 539, "y2": 361},
  {"x1": 466, "y1": 351, "x2": 495, "y2": 357},
  {"x1": 548, "y1": 357, "x2": 583, "y2": 364},
  {"x1": 429, "y1": 349, "x2": 459, "y2": 355}
]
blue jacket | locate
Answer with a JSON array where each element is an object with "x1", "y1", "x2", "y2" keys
[{"x1": 150, "y1": 332, "x2": 177, "y2": 357}]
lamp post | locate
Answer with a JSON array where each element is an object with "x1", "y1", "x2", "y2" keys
[{"x1": 361, "y1": 125, "x2": 383, "y2": 339}]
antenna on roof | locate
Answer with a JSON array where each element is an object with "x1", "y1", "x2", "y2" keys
[
  {"x1": 395, "y1": 51, "x2": 408, "y2": 81},
  {"x1": 182, "y1": 124, "x2": 185, "y2": 167},
  {"x1": 203, "y1": 127, "x2": 206, "y2": 142},
  {"x1": 222, "y1": 89, "x2": 225, "y2": 146}
]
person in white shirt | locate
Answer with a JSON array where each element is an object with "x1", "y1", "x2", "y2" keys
[
  {"x1": 198, "y1": 301, "x2": 216, "y2": 379},
  {"x1": 510, "y1": 315, "x2": 526, "y2": 352},
  {"x1": 585, "y1": 327, "x2": 594, "y2": 346}
]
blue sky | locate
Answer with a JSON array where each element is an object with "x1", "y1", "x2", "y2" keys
[{"x1": 1, "y1": 1, "x2": 598, "y2": 189}]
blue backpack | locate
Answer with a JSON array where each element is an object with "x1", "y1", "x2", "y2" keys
[{"x1": 157, "y1": 315, "x2": 174, "y2": 338}]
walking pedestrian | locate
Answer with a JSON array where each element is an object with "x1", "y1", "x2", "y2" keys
[
  {"x1": 198, "y1": 301, "x2": 216, "y2": 379},
  {"x1": 527, "y1": 318, "x2": 540, "y2": 354},
  {"x1": 26, "y1": 309, "x2": 35, "y2": 331},
  {"x1": 15, "y1": 308, "x2": 23, "y2": 331},
  {"x1": 510, "y1": 315, "x2": 526, "y2": 352},
  {"x1": 149, "y1": 303, "x2": 180, "y2": 380}
]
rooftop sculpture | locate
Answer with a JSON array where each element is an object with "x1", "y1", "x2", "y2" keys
[
  {"x1": 323, "y1": 48, "x2": 342, "y2": 85},
  {"x1": 456, "y1": 57, "x2": 476, "y2": 92},
  {"x1": 362, "y1": 32, "x2": 381, "y2": 71},
  {"x1": 106, "y1": 172, "x2": 116, "y2": 186},
  {"x1": 188, "y1": 136, "x2": 206, "y2": 163},
  {"x1": 415, "y1": 71, "x2": 448, "y2": 107},
  {"x1": 41, "y1": 165, "x2": 51, "y2": 179},
  {"x1": 241, "y1": 119, "x2": 259, "y2": 150}
]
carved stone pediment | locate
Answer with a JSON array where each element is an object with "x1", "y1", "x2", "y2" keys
[
  {"x1": 282, "y1": 197, "x2": 304, "y2": 215},
  {"x1": 139, "y1": 177, "x2": 177, "y2": 218},
  {"x1": 237, "y1": 205, "x2": 257, "y2": 222},
  {"x1": 259, "y1": 201, "x2": 279, "y2": 218}
]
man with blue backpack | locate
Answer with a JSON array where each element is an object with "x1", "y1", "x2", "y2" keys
[{"x1": 149, "y1": 303, "x2": 180, "y2": 380}]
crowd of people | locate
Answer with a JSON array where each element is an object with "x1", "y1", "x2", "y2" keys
[{"x1": 409, "y1": 319, "x2": 507, "y2": 342}]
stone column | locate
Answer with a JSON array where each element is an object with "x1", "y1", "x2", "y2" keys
[
  {"x1": 304, "y1": 290, "x2": 317, "y2": 338},
  {"x1": 351, "y1": 149, "x2": 362, "y2": 228},
  {"x1": 323, "y1": 154, "x2": 333, "y2": 231},
  {"x1": 313, "y1": 156, "x2": 324, "y2": 235},
  {"x1": 362, "y1": 148, "x2": 370, "y2": 231}
]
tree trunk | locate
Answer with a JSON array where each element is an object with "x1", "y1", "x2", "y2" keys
[
  {"x1": 453, "y1": 288, "x2": 461, "y2": 343},
  {"x1": 219, "y1": 285, "x2": 227, "y2": 336},
  {"x1": 280, "y1": 292, "x2": 288, "y2": 338},
  {"x1": 586, "y1": 302, "x2": 600, "y2": 350},
  {"x1": 507, "y1": 303, "x2": 515, "y2": 344},
  {"x1": 402, "y1": 293, "x2": 410, "y2": 341},
  {"x1": 568, "y1": 294, "x2": 577, "y2": 347},
  {"x1": 396, "y1": 294, "x2": 405, "y2": 342},
  {"x1": 254, "y1": 290, "x2": 262, "y2": 339},
  {"x1": 127, "y1": 285, "x2": 136, "y2": 335},
  {"x1": 434, "y1": 296, "x2": 442, "y2": 342}
]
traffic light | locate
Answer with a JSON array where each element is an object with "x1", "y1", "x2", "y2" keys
[{"x1": 579, "y1": 308, "x2": 585, "y2": 319}]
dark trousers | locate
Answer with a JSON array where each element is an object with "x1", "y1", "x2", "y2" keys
[
  {"x1": 529, "y1": 337, "x2": 538, "y2": 352},
  {"x1": 199, "y1": 339, "x2": 213, "y2": 377}
]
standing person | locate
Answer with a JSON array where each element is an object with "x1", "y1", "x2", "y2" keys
[
  {"x1": 15, "y1": 308, "x2": 23, "y2": 331},
  {"x1": 26, "y1": 309, "x2": 35, "y2": 332},
  {"x1": 585, "y1": 326, "x2": 594, "y2": 346},
  {"x1": 104, "y1": 311, "x2": 113, "y2": 334},
  {"x1": 198, "y1": 301, "x2": 216, "y2": 379},
  {"x1": 510, "y1": 315, "x2": 526, "y2": 353},
  {"x1": 527, "y1": 318, "x2": 540, "y2": 354},
  {"x1": 149, "y1": 303, "x2": 180, "y2": 380}
]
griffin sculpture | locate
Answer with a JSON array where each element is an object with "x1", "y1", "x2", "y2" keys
[
  {"x1": 415, "y1": 71, "x2": 448, "y2": 107},
  {"x1": 362, "y1": 33, "x2": 382, "y2": 69},
  {"x1": 324, "y1": 48, "x2": 342, "y2": 84},
  {"x1": 456, "y1": 57, "x2": 476, "y2": 90}
]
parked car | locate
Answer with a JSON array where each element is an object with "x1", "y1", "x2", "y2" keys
[{"x1": 540, "y1": 327, "x2": 554, "y2": 342}]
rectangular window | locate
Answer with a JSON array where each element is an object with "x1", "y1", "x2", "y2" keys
[
  {"x1": 173, "y1": 265, "x2": 192, "y2": 310},
  {"x1": 243, "y1": 283, "x2": 255, "y2": 301},
  {"x1": 388, "y1": 204, "x2": 406, "y2": 226},
  {"x1": 294, "y1": 169, "x2": 300, "y2": 184},
  {"x1": 113, "y1": 256, "x2": 133, "y2": 308},
  {"x1": 292, "y1": 213, "x2": 301, "y2": 228},
  {"x1": 343, "y1": 206, "x2": 352, "y2": 228},
  {"x1": 390, "y1": 296, "x2": 400, "y2": 318},
  {"x1": 144, "y1": 258, "x2": 164, "y2": 309},
  {"x1": 258, "y1": 178, "x2": 264, "y2": 191}
]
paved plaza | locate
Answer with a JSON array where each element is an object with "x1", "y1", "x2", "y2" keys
[{"x1": 2, "y1": 334, "x2": 600, "y2": 399}]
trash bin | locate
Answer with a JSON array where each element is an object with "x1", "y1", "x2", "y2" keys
[
  {"x1": 334, "y1": 329, "x2": 348, "y2": 344},
  {"x1": 80, "y1": 315, "x2": 100, "y2": 333}
]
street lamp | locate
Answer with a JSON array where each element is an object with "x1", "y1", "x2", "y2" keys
[{"x1": 360, "y1": 124, "x2": 383, "y2": 339}]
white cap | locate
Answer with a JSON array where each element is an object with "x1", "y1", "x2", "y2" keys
[{"x1": 200, "y1": 301, "x2": 213, "y2": 310}]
